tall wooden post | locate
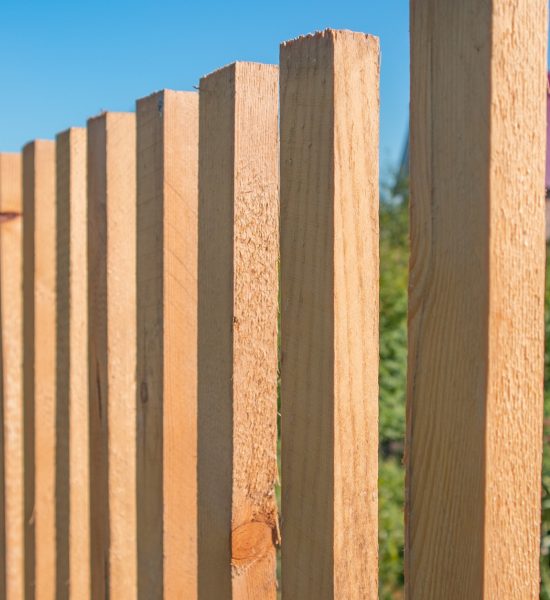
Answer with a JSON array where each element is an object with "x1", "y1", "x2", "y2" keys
[
  {"x1": 56, "y1": 128, "x2": 89, "y2": 599},
  {"x1": 87, "y1": 113, "x2": 137, "y2": 600},
  {"x1": 0, "y1": 153, "x2": 23, "y2": 599},
  {"x1": 407, "y1": 1, "x2": 548, "y2": 597},
  {"x1": 23, "y1": 140, "x2": 56, "y2": 599},
  {"x1": 280, "y1": 30, "x2": 380, "y2": 599},
  {"x1": 198, "y1": 62, "x2": 279, "y2": 599},
  {"x1": 135, "y1": 90, "x2": 198, "y2": 599}
]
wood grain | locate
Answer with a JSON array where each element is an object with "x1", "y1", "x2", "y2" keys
[
  {"x1": 87, "y1": 113, "x2": 136, "y2": 600},
  {"x1": 0, "y1": 153, "x2": 23, "y2": 600},
  {"x1": 56, "y1": 128, "x2": 89, "y2": 599},
  {"x1": 198, "y1": 62, "x2": 279, "y2": 599},
  {"x1": 23, "y1": 140, "x2": 56, "y2": 600},
  {"x1": 136, "y1": 90, "x2": 198, "y2": 599},
  {"x1": 407, "y1": 1, "x2": 548, "y2": 597},
  {"x1": 280, "y1": 30, "x2": 380, "y2": 599}
]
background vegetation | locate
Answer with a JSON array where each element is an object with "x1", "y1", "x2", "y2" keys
[
  {"x1": 378, "y1": 173, "x2": 408, "y2": 599},
  {"x1": 379, "y1": 174, "x2": 550, "y2": 599}
]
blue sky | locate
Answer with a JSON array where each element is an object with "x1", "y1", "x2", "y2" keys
[{"x1": 0, "y1": 1, "x2": 409, "y2": 171}]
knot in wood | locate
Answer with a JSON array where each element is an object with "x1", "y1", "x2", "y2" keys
[{"x1": 231, "y1": 521, "x2": 274, "y2": 567}]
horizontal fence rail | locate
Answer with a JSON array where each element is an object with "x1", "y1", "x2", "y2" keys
[{"x1": 0, "y1": 12, "x2": 548, "y2": 600}]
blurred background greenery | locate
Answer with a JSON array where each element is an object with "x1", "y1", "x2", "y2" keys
[{"x1": 378, "y1": 172, "x2": 408, "y2": 599}]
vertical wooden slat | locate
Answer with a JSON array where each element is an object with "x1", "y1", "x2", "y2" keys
[
  {"x1": 87, "y1": 113, "x2": 136, "y2": 600},
  {"x1": 23, "y1": 140, "x2": 56, "y2": 599},
  {"x1": 407, "y1": 1, "x2": 548, "y2": 598},
  {"x1": 198, "y1": 62, "x2": 279, "y2": 599},
  {"x1": 56, "y1": 128, "x2": 89, "y2": 599},
  {"x1": 280, "y1": 30, "x2": 380, "y2": 599},
  {"x1": 135, "y1": 90, "x2": 198, "y2": 599},
  {"x1": 0, "y1": 153, "x2": 23, "y2": 599}
]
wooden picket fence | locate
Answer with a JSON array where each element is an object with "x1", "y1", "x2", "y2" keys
[{"x1": 0, "y1": 3, "x2": 548, "y2": 599}]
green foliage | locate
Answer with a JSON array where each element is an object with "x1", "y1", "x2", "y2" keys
[
  {"x1": 379, "y1": 177, "x2": 409, "y2": 448},
  {"x1": 379, "y1": 457, "x2": 405, "y2": 599},
  {"x1": 541, "y1": 256, "x2": 550, "y2": 599},
  {"x1": 378, "y1": 175, "x2": 408, "y2": 598}
]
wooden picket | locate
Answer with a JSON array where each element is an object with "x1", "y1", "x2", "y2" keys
[
  {"x1": 56, "y1": 127, "x2": 89, "y2": 599},
  {"x1": 280, "y1": 30, "x2": 380, "y2": 599},
  {"x1": 135, "y1": 90, "x2": 199, "y2": 598},
  {"x1": 0, "y1": 153, "x2": 23, "y2": 600},
  {"x1": 406, "y1": 2, "x2": 548, "y2": 598},
  {"x1": 0, "y1": 15, "x2": 547, "y2": 600},
  {"x1": 87, "y1": 113, "x2": 137, "y2": 600},
  {"x1": 23, "y1": 140, "x2": 57, "y2": 600},
  {"x1": 197, "y1": 62, "x2": 279, "y2": 599}
]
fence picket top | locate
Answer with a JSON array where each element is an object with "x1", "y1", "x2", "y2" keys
[
  {"x1": 199, "y1": 60, "x2": 278, "y2": 86},
  {"x1": 280, "y1": 27, "x2": 378, "y2": 51},
  {"x1": 0, "y1": 153, "x2": 23, "y2": 213}
]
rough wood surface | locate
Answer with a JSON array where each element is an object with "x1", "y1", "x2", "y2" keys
[
  {"x1": 87, "y1": 113, "x2": 136, "y2": 600},
  {"x1": 0, "y1": 153, "x2": 23, "y2": 599},
  {"x1": 136, "y1": 90, "x2": 198, "y2": 599},
  {"x1": 198, "y1": 62, "x2": 279, "y2": 599},
  {"x1": 23, "y1": 140, "x2": 56, "y2": 600},
  {"x1": 280, "y1": 30, "x2": 379, "y2": 599},
  {"x1": 56, "y1": 128, "x2": 89, "y2": 599},
  {"x1": 407, "y1": 2, "x2": 548, "y2": 598}
]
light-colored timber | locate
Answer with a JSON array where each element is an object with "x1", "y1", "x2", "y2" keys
[
  {"x1": 198, "y1": 62, "x2": 279, "y2": 599},
  {"x1": 56, "y1": 128, "x2": 89, "y2": 599},
  {"x1": 87, "y1": 113, "x2": 137, "y2": 600},
  {"x1": 406, "y1": 1, "x2": 548, "y2": 598},
  {"x1": 0, "y1": 153, "x2": 23, "y2": 599},
  {"x1": 135, "y1": 90, "x2": 199, "y2": 599},
  {"x1": 23, "y1": 140, "x2": 56, "y2": 600},
  {"x1": 280, "y1": 29, "x2": 380, "y2": 599}
]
